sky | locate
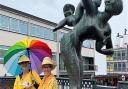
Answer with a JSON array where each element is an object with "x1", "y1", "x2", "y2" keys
[{"x1": 0, "y1": 0, "x2": 128, "y2": 75}]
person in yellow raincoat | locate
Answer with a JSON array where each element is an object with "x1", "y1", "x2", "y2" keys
[
  {"x1": 38, "y1": 57, "x2": 58, "y2": 89},
  {"x1": 13, "y1": 55, "x2": 41, "y2": 89}
]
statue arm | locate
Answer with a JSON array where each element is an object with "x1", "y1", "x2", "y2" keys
[
  {"x1": 82, "y1": 0, "x2": 95, "y2": 14},
  {"x1": 53, "y1": 19, "x2": 67, "y2": 32},
  {"x1": 74, "y1": 2, "x2": 84, "y2": 23}
]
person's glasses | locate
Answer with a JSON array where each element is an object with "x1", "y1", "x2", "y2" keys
[
  {"x1": 43, "y1": 65, "x2": 52, "y2": 69},
  {"x1": 20, "y1": 62, "x2": 28, "y2": 64}
]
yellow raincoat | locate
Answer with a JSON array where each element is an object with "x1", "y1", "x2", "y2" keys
[
  {"x1": 13, "y1": 70, "x2": 41, "y2": 89},
  {"x1": 38, "y1": 74, "x2": 58, "y2": 89}
]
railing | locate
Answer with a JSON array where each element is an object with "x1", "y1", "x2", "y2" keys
[
  {"x1": 117, "y1": 81, "x2": 128, "y2": 89},
  {"x1": 0, "y1": 77, "x2": 14, "y2": 89},
  {"x1": 57, "y1": 77, "x2": 96, "y2": 89},
  {"x1": 0, "y1": 76, "x2": 127, "y2": 89},
  {"x1": 0, "y1": 77, "x2": 96, "y2": 89}
]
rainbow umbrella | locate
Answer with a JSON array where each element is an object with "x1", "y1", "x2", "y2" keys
[{"x1": 4, "y1": 38, "x2": 52, "y2": 76}]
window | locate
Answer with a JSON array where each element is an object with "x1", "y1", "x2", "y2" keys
[
  {"x1": 83, "y1": 57, "x2": 94, "y2": 71},
  {"x1": 0, "y1": 15, "x2": 10, "y2": 30},
  {"x1": 40, "y1": 27, "x2": 46, "y2": 38},
  {"x1": 113, "y1": 51, "x2": 117, "y2": 60},
  {"x1": 30, "y1": 24, "x2": 40, "y2": 37},
  {"x1": 118, "y1": 62, "x2": 121, "y2": 71},
  {"x1": 83, "y1": 40, "x2": 94, "y2": 48},
  {"x1": 19, "y1": 21, "x2": 28, "y2": 35},
  {"x1": 117, "y1": 51, "x2": 121, "y2": 60},
  {"x1": 43, "y1": 28, "x2": 54, "y2": 40},
  {"x1": 30, "y1": 25, "x2": 55, "y2": 41},
  {"x1": 114, "y1": 63, "x2": 117, "y2": 71},
  {"x1": 0, "y1": 45, "x2": 9, "y2": 63},
  {"x1": 52, "y1": 52, "x2": 56, "y2": 62},
  {"x1": 122, "y1": 62, "x2": 126, "y2": 71},
  {"x1": 122, "y1": 50, "x2": 127, "y2": 60},
  {"x1": 10, "y1": 18, "x2": 19, "y2": 32},
  {"x1": 0, "y1": 15, "x2": 2, "y2": 28}
]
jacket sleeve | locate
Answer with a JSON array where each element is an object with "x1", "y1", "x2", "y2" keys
[
  {"x1": 52, "y1": 79, "x2": 58, "y2": 89},
  {"x1": 13, "y1": 76, "x2": 19, "y2": 89},
  {"x1": 50, "y1": 77, "x2": 58, "y2": 89},
  {"x1": 32, "y1": 70, "x2": 41, "y2": 85}
]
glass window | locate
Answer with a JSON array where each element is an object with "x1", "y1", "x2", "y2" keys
[
  {"x1": 10, "y1": 18, "x2": 19, "y2": 32},
  {"x1": 113, "y1": 51, "x2": 117, "y2": 60},
  {"x1": 0, "y1": 15, "x2": 10, "y2": 30},
  {"x1": 19, "y1": 21, "x2": 28, "y2": 35},
  {"x1": 118, "y1": 62, "x2": 121, "y2": 71},
  {"x1": 30, "y1": 25, "x2": 55, "y2": 41},
  {"x1": 0, "y1": 15, "x2": 2, "y2": 28},
  {"x1": 122, "y1": 62, "x2": 126, "y2": 71},
  {"x1": 122, "y1": 62, "x2": 126, "y2": 68},
  {"x1": 117, "y1": 51, "x2": 121, "y2": 60},
  {"x1": 122, "y1": 50, "x2": 127, "y2": 60},
  {"x1": 40, "y1": 27, "x2": 46, "y2": 38},
  {"x1": 114, "y1": 63, "x2": 117, "y2": 71},
  {"x1": 83, "y1": 57, "x2": 94, "y2": 70},
  {"x1": 0, "y1": 45, "x2": 9, "y2": 63},
  {"x1": 52, "y1": 52, "x2": 56, "y2": 62},
  {"x1": 83, "y1": 40, "x2": 94, "y2": 48},
  {"x1": 44, "y1": 28, "x2": 54, "y2": 40},
  {"x1": 30, "y1": 24, "x2": 40, "y2": 37},
  {"x1": 40, "y1": 27, "x2": 55, "y2": 41}
]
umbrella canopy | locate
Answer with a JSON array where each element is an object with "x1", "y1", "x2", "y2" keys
[{"x1": 4, "y1": 38, "x2": 52, "y2": 76}]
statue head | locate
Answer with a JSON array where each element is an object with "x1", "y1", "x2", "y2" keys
[
  {"x1": 105, "y1": 0, "x2": 123, "y2": 15},
  {"x1": 93, "y1": 0, "x2": 102, "y2": 7},
  {"x1": 63, "y1": 4, "x2": 75, "y2": 17}
]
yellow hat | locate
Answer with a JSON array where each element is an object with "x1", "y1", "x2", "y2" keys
[
  {"x1": 18, "y1": 55, "x2": 31, "y2": 64},
  {"x1": 41, "y1": 57, "x2": 56, "y2": 70}
]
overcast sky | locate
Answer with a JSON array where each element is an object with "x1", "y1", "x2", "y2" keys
[{"x1": 0, "y1": 0, "x2": 128, "y2": 75}]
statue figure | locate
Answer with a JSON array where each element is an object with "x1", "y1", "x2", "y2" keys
[
  {"x1": 53, "y1": 3, "x2": 83, "y2": 31},
  {"x1": 54, "y1": 0, "x2": 123, "y2": 89}
]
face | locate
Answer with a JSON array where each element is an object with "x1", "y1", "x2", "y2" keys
[
  {"x1": 42, "y1": 64, "x2": 52, "y2": 76},
  {"x1": 104, "y1": 0, "x2": 123, "y2": 15},
  {"x1": 63, "y1": 4, "x2": 75, "y2": 17},
  {"x1": 20, "y1": 62, "x2": 29, "y2": 70},
  {"x1": 105, "y1": 0, "x2": 114, "y2": 11},
  {"x1": 64, "y1": 9, "x2": 73, "y2": 17}
]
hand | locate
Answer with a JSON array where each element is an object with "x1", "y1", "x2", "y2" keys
[{"x1": 24, "y1": 85, "x2": 32, "y2": 89}]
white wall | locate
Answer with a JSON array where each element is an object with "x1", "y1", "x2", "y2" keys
[{"x1": 95, "y1": 51, "x2": 107, "y2": 75}]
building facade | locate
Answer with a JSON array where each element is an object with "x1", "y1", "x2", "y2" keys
[
  {"x1": 0, "y1": 4, "x2": 96, "y2": 77},
  {"x1": 107, "y1": 34, "x2": 128, "y2": 75}
]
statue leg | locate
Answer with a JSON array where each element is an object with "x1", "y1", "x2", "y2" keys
[
  {"x1": 96, "y1": 39, "x2": 113, "y2": 55},
  {"x1": 105, "y1": 37, "x2": 114, "y2": 55},
  {"x1": 60, "y1": 34, "x2": 83, "y2": 89}
]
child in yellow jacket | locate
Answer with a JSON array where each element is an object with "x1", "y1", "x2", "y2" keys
[{"x1": 14, "y1": 70, "x2": 41, "y2": 89}]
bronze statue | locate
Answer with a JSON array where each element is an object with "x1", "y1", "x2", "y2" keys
[{"x1": 54, "y1": 0, "x2": 123, "y2": 89}]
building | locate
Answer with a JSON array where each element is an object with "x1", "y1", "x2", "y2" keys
[
  {"x1": 107, "y1": 32, "x2": 128, "y2": 75},
  {"x1": 0, "y1": 4, "x2": 96, "y2": 78}
]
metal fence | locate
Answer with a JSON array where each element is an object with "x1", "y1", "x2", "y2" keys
[
  {"x1": 0, "y1": 76, "x2": 127, "y2": 89},
  {"x1": 58, "y1": 77, "x2": 96, "y2": 89}
]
